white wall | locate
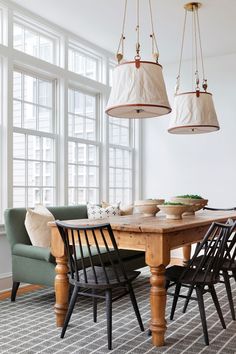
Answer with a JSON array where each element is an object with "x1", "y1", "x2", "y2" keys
[
  {"x1": 142, "y1": 53, "x2": 236, "y2": 257},
  {"x1": 143, "y1": 53, "x2": 236, "y2": 205}
]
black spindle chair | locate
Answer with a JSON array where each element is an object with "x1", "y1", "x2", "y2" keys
[
  {"x1": 165, "y1": 221, "x2": 235, "y2": 345},
  {"x1": 183, "y1": 211, "x2": 236, "y2": 320},
  {"x1": 55, "y1": 221, "x2": 144, "y2": 350}
]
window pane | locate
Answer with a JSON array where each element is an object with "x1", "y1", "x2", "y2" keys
[
  {"x1": 38, "y1": 107, "x2": 52, "y2": 132},
  {"x1": 13, "y1": 188, "x2": 26, "y2": 207},
  {"x1": 13, "y1": 101, "x2": 22, "y2": 127},
  {"x1": 43, "y1": 162, "x2": 54, "y2": 186},
  {"x1": 24, "y1": 75, "x2": 37, "y2": 103},
  {"x1": 13, "y1": 72, "x2": 22, "y2": 99},
  {"x1": 13, "y1": 133, "x2": 25, "y2": 158},
  {"x1": 39, "y1": 36, "x2": 53, "y2": 63},
  {"x1": 28, "y1": 161, "x2": 41, "y2": 186},
  {"x1": 38, "y1": 80, "x2": 52, "y2": 107},
  {"x1": 13, "y1": 24, "x2": 24, "y2": 51},
  {"x1": 42, "y1": 138, "x2": 54, "y2": 161},
  {"x1": 68, "y1": 165, "x2": 76, "y2": 187},
  {"x1": 25, "y1": 28, "x2": 39, "y2": 57},
  {"x1": 28, "y1": 188, "x2": 40, "y2": 206},
  {"x1": 24, "y1": 103, "x2": 36, "y2": 130},
  {"x1": 28, "y1": 135, "x2": 41, "y2": 160},
  {"x1": 13, "y1": 160, "x2": 25, "y2": 186}
]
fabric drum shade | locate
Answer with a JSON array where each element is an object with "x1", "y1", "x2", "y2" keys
[
  {"x1": 105, "y1": 61, "x2": 171, "y2": 119},
  {"x1": 168, "y1": 91, "x2": 220, "y2": 134}
]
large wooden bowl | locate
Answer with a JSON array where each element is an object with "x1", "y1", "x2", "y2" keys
[
  {"x1": 158, "y1": 204, "x2": 191, "y2": 220},
  {"x1": 134, "y1": 199, "x2": 165, "y2": 217},
  {"x1": 171, "y1": 197, "x2": 208, "y2": 215}
]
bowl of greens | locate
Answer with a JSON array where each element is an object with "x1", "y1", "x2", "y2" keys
[
  {"x1": 171, "y1": 195, "x2": 208, "y2": 214},
  {"x1": 158, "y1": 202, "x2": 191, "y2": 220}
]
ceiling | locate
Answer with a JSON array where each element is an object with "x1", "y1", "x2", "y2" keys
[{"x1": 12, "y1": 0, "x2": 236, "y2": 64}]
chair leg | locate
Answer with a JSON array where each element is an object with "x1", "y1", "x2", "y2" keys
[
  {"x1": 165, "y1": 279, "x2": 170, "y2": 290},
  {"x1": 106, "y1": 289, "x2": 112, "y2": 350},
  {"x1": 170, "y1": 282, "x2": 181, "y2": 320},
  {"x1": 11, "y1": 282, "x2": 20, "y2": 302},
  {"x1": 183, "y1": 285, "x2": 194, "y2": 313},
  {"x1": 222, "y1": 271, "x2": 235, "y2": 320},
  {"x1": 196, "y1": 286, "x2": 209, "y2": 345},
  {"x1": 61, "y1": 285, "x2": 78, "y2": 339},
  {"x1": 127, "y1": 282, "x2": 144, "y2": 332},
  {"x1": 209, "y1": 285, "x2": 226, "y2": 328},
  {"x1": 92, "y1": 289, "x2": 97, "y2": 323}
]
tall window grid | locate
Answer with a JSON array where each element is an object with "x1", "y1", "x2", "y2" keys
[
  {"x1": 68, "y1": 88, "x2": 100, "y2": 205},
  {"x1": 109, "y1": 118, "x2": 133, "y2": 204},
  {"x1": 12, "y1": 70, "x2": 56, "y2": 207}
]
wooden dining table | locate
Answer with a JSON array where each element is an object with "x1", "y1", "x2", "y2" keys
[{"x1": 49, "y1": 210, "x2": 236, "y2": 347}]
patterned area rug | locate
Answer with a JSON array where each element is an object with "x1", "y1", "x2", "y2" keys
[{"x1": 0, "y1": 267, "x2": 236, "y2": 354}]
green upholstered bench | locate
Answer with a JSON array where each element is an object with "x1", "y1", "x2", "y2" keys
[{"x1": 4, "y1": 205, "x2": 146, "y2": 300}]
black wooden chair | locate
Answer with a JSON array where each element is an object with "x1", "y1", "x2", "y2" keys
[
  {"x1": 165, "y1": 221, "x2": 235, "y2": 345},
  {"x1": 183, "y1": 210, "x2": 236, "y2": 320},
  {"x1": 55, "y1": 221, "x2": 144, "y2": 350}
]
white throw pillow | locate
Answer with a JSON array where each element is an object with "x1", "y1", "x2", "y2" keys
[
  {"x1": 102, "y1": 201, "x2": 133, "y2": 216},
  {"x1": 24, "y1": 204, "x2": 55, "y2": 248},
  {"x1": 87, "y1": 203, "x2": 121, "y2": 220}
]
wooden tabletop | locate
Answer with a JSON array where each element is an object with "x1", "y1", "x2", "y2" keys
[{"x1": 49, "y1": 210, "x2": 236, "y2": 234}]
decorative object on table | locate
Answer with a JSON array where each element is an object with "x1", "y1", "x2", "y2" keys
[
  {"x1": 158, "y1": 202, "x2": 190, "y2": 220},
  {"x1": 168, "y1": 2, "x2": 220, "y2": 134},
  {"x1": 102, "y1": 201, "x2": 134, "y2": 215},
  {"x1": 56, "y1": 221, "x2": 144, "y2": 350},
  {"x1": 105, "y1": 0, "x2": 171, "y2": 119},
  {"x1": 87, "y1": 203, "x2": 121, "y2": 220},
  {"x1": 134, "y1": 199, "x2": 165, "y2": 217},
  {"x1": 171, "y1": 194, "x2": 208, "y2": 215}
]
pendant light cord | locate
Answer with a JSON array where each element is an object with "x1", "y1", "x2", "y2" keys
[
  {"x1": 149, "y1": 0, "x2": 159, "y2": 62},
  {"x1": 196, "y1": 7, "x2": 207, "y2": 90},
  {"x1": 135, "y1": 0, "x2": 140, "y2": 58},
  {"x1": 175, "y1": 9, "x2": 187, "y2": 94},
  {"x1": 116, "y1": 0, "x2": 128, "y2": 62},
  {"x1": 193, "y1": 6, "x2": 200, "y2": 92}
]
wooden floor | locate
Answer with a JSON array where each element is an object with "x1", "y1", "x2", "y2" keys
[{"x1": 0, "y1": 284, "x2": 42, "y2": 300}]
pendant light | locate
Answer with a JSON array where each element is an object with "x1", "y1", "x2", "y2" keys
[
  {"x1": 105, "y1": 0, "x2": 171, "y2": 119},
  {"x1": 168, "y1": 2, "x2": 220, "y2": 134}
]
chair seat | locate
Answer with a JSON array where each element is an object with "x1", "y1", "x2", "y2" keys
[
  {"x1": 166, "y1": 265, "x2": 220, "y2": 285},
  {"x1": 72, "y1": 266, "x2": 140, "y2": 289}
]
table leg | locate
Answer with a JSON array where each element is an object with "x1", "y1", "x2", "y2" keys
[
  {"x1": 149, "y1": 264, "x2": 167, "y2": 346},
  {"x1": 54, "y1": 255, "x2": 69, "y2": 327},
  {"x1": 182, "y1": 245, "x2": 191, "y2": 266}
]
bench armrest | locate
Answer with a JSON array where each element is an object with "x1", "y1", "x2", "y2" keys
[{"x1": 12, "y1": 243, "x2": 55, "y2": 263}]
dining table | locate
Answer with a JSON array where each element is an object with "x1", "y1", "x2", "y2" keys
[{"x1": 49, "y1": 210, "x2": 236, "y2": 347}]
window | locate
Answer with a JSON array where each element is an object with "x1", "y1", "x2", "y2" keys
[
  {"x1": 13, "y1": 20, "x2": 56, "y2": 64},
  {"x1": 68, "y1": 88, "x2": 100, "y2": 204},
  {"x1": 68, "y1": 44, "x2": 102, "y2": 82},
  {"x1": 12, "y1": 70, "x2": 56, "y2": 207},
  {"x1": 0, "y1": 1, "x2": 139, "y2": 218},
  {"x1": 109, "y1": 118, "x2": 133, "y2": 204}
]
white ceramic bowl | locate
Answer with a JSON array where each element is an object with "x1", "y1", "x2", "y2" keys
[
  {"x1": 171, "y1": 197, "x2": 208, "y2": 215},
  {"x1": 134, "y1": 199, "x2": 165, "y2": 217},
  {"x1": 158, "y1": 204, "x2": 191, "y2": 220}
]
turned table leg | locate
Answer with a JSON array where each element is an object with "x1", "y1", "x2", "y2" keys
[
  {"x1": 54, "y1": 255, "x2": 69, "y2": 327},
  {"x1": 182, "y1": 244, "x2": 191, "y2": 266},
  {"x1": 149, "y1": 265, "x2": 167, "y2": 346}
]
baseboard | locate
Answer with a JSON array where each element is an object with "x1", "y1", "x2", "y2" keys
[
  {"x1": 0, "y1": 284, "x2": 42, "y2": 300},
  {"x1": 0, "y1": 273, "x2": 13, "y2": 293}
]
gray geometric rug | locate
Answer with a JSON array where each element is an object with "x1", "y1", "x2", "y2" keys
[{"x1": 0, "y1": 267, "x2": 236, "y2": 354}]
